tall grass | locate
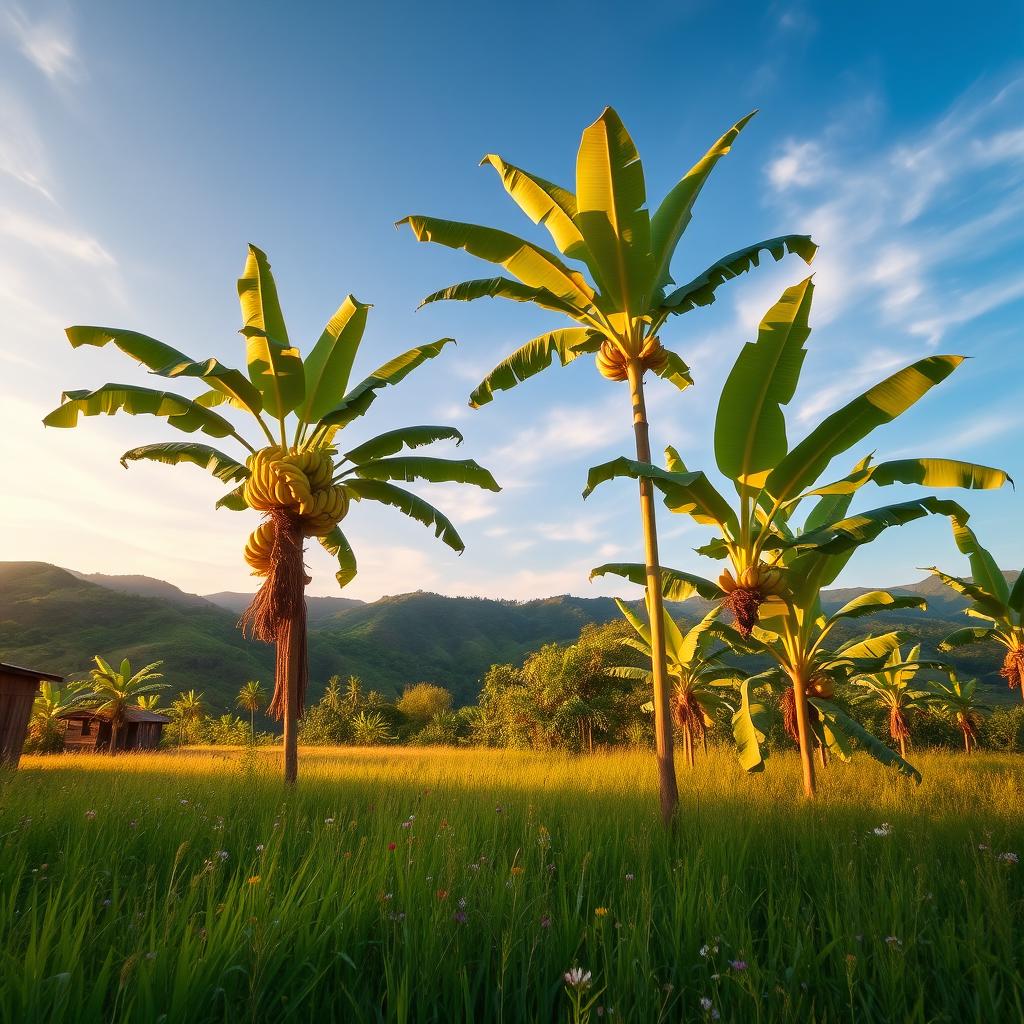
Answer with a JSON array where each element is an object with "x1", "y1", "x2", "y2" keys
[{"x1": 1, "y1": 746, "x2": 1021, "y2": 1022}]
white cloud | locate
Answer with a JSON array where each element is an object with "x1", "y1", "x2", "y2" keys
[
  {"x1": 489, "y1": 399, "x2": 622, "y2": 471},
  {"x1": 0, "y1": 90, "x2": 53, "y2": 198},
  {"x1": 0, "y1": 208, "x2": 115, "y2": 265},
  {"x1": 767, "y1": 140, "x2": 825, "y2": 191},
  {"x1": 2, "y1": 3, "x2": 79, "y2": 82},
  {"x1": 764, "y1": 78, "x2": 1024, "y2": 347}
]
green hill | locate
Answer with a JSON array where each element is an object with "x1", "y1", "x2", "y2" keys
[{"x1": 0, "y1": 562, "x2": 1018, "y2": 712}]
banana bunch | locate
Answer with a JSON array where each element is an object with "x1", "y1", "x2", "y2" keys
[
  {"x1": 717, "y1": 563, "x2": 787, "y2": 597},
  {"x1": 595, "y1": 336, "x2": 669, "y2": 381},
  {"x1": 242, "y1": 445, "x2": 350, "y2": 573}
]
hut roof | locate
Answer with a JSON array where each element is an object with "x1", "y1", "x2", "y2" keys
[
  {"x1": 58, "y1": 707, "x2": 171, "y2": 724},
  {"x1": 0, "y1": 661, "x2": 64, "y2": 683}
]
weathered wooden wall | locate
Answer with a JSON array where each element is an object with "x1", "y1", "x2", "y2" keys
[{"x1": 0, "y1": 674, "x2": 40, "y2": 768}]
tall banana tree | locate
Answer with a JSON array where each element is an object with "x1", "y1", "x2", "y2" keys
[
  {"x1": 585, "y1": 277, "x2": 1009, "y2": 796},
  {"x1": 850, "y1": 645, "x2": 938, "y2": 760},
  {"x1": 610, "y1": 600, "x2": 746, "y2": 766},
  {"x1": 45, "y1": 244, "x2": 498, "y2": 783},
  {"x1": 400, "y1": 108, "x2": 816, "y2": 822},
  {"x1": 927, "y1": 517, "x2": 1024, "y2": 702}
]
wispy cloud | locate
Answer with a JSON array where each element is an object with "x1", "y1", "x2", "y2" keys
[
  {"x1": 2, "y1": 3, "x2": 80, "y2": 83},
  {"x1": 0, "y1": 90, "x2": 53, "y2": 198},
  {"x1": 0, "y1": 208, "x2": 115, "y2": 265},
  {"x1": 764, "y1": 77, "x2": 1024, "y2": 346}
]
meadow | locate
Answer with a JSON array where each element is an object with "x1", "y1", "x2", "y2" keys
[{"x1": 1, "y1": 746, "x2": 1021, "y2": 1023}]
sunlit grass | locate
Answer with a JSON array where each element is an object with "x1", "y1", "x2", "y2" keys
[{"x1": 2, "y1": 746, "x2": 1022, "y2": 1022}]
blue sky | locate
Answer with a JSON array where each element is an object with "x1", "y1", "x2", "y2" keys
[{"x1": 1, "y1": 0, "x2": 1022, "y2": 601}]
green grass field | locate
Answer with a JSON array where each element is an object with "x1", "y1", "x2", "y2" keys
[{"x1": 1, "y1": 746, "x2": 1021, "y2": 1022}]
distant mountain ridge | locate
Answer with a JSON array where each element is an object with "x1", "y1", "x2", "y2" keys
[{"x1": 1, "y1": 561, "x2": 1017, "y2": 713}]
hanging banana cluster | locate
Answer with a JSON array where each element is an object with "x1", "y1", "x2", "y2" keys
[
  {"x1": 241, "y1": 446, "x2": 349, "y2": 574},
  {"x1": 595, "y1": 336, "x2": 669, "y2": 382},
  {"x1": 1000, "y1": 645, "x2": 1024, "y2": 691},
  {"x1": 718, "y1": 564, "x2": 787, "y2": 597},
  {"x1": 718, "y1": 563, "x2": 787, "y2": 637}
]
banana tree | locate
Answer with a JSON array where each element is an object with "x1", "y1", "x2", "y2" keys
[
  {"x1": 928, "y1": 517, "x2": 1024, "y2": 702},
  {"x1": 44, "y1": 244, "x2": 498, "y2": 783},
  {"x1": 585, "y1": 277, "x2": 1009, "y2": 795},
  {"x1": 928, "y1": 675, "x2": 990, "y2": 752},
  {"x1": 609, "y1": 600, "x2": 746, "y2": 766},
  {"x1": 29, "y1": 680, "x2": 95, "y2": 753},
  {"x1": 727, "y1": 616, "x2": 942, "y2": 782},
  {"x1": 850, "y1": 645, "x2": 939, "y2": 760},
  {"x1": 88, "y1": 657, "x2": 167, "y2": 754},
  {"x1": 400, "y1": 108, "x2": 816, "y2": 822}
]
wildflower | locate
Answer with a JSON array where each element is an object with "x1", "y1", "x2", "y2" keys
[
  {"x1": 979, "y1": 843, "x2": 989, "y2": 851},
  {"x1": 730, "y1": 960, "x2": 748, "y2": 972},
  {"x1": 872, "y1": 822, "x2": 893, "y2": 837},
  {"x1": 624, "y1": 872, "x2": 634, "y2": 882},
  {"x1": 102, "y1": 899, "x2": 112, "y2": 908},
  {"x1": 217, "y1": 850, "x2": 229, "y2": 861},
  {"x1": 700, "y1": 997, "x2": 713, "y2": 1011},
  {"x1": 388, "y1": 911, "x2": 406, "y2": 922},
  {"x1": 495, "y1": 805, "x2": 504, "y2": 814},
  {"x1": 453, "y1": 910, "x2": 468, "y2": 925},
  {"x1": 885, "y1": 936, "x2": 903, "y2": 950},
  {"x1": 510, "y1": 866, "x2": 525, "y2": 876},
  {"x1": 469, "y1": 862, "x2": 480, "y2": 872},
  {"x1": 594, "y1": 906, "x2": 609, "y2": 918},
  {"x1": 256, "y1": 844, "x2": 265, "y2": 853},
  {"x1": 547, "y1": 863, "x2": 556, "y2": 874},
  {"x1": 457, "y1": 897, "x2": 467, "y2": 909},
  {"x1": 324, "y1": 818, "x2": 335, "y2": 825},
  {"x1": 84, "y1": 810, "x2": 97, "y2": 821},
  {"x1": 401, "y1": 821, "x2": 412, "y2": 830},
  {"x1": 564, "y1": 967, "x2": 591, "y2": 989},
  {"x1": 999, "y1": 852, "x2": 1019, "y2": 865},
  {"x1": 540, "y1": 914, "x2": 552, "y2": 929},
  {"x1": 387, "y1": 842, "x2": 397, "y2": 851},
  {"x1": 436, "y1": 889, "x2": 449, "y2": 901},
  {"x1": 129, "y1": 820, "x2": 138, "y2": 829},
  {"x1": 699, "y1": 944, "x2": 710, "y2": 958},
  {"x1": 145, "y1": 952, "x2": 157, "y2": 961},
  {"x1": 247, "y1": 875, "x2": 261, "y2": 886}
]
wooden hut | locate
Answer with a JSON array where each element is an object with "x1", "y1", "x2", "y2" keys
[
  {"x1": 0, "y1": 662, "x2": 64, "y2": 768},
  {"x1": 59, "y1": 706, "x2": 170, "y2": 752}
]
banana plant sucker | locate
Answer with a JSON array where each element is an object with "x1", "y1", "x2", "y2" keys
[
  {"x1": 44, "y1": 244, "x2": 499, "y2": 785},
  {"x1": 400, "y1": 107, "x2": 817, "y2": 823}
]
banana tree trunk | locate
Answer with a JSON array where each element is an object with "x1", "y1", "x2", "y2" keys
[
  {"x1": 109, "y1": 716, "x2": 120, "y2": 756},
  {"x1": 282, "y1": 614, "x2": 303, "y2": 784},
  {"x1": 626, "y1": 360, "x2": 679, "y2": 825},
  {"x1": 789, "y1": 668, "x2": 817, "y2": 798}
]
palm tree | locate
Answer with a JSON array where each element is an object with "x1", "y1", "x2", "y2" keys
[
  {"x1": 88, "y1": 657, "x2": 167, "y2": 754},
  {"x1": 929, "y1": 676, "x2": 990, "y2": 752},
  {"x1": 45, "y1": 245, "x2": 498, "y2": 784},
  {"x1": 236, "y1": 680, "x2": 266, "y2": 742},
  {"x1": 851, "y1": 645, "x2": 939, "y2": 760},
  {"x1": 588, "y1": 278, "x2": 1008, "y2": 796},
  {"x1": 609, "y1": 602, "x2": 744, "y2": 767},
  {"x1": 400, "y1": 109, "x2": 816, "y2": 823},
  {"x1": 170, "y1": 690, "x2": 205, "y2": 747},
  {"x1": 927, "y1": 519, "x2": 1024, "y2": 702},
  {"x1": 29, "y1": 680, "x2": 94, "y2": 753}
]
